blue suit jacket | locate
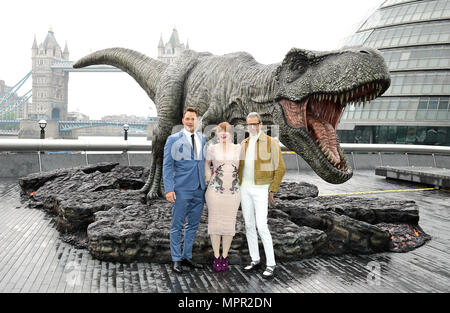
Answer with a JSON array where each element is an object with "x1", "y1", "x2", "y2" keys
[{"x1": 163, "y1": 129, "x2": 206, "y2": 193}]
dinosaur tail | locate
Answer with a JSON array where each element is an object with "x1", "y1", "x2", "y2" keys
[{"x1": 73, "y1": 48, "x2": 167, "y2": 102}]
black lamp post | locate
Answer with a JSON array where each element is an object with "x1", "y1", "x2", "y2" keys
[
  {"x1": 39, "y1": 120, "x2": 47, "y2": 139},
  {"x1": 123, "y1": 124, "x2": 129, "y2": 141}
]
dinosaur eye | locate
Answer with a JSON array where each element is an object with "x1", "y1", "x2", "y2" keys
[{"x1": 297, "y1": 64, "x2": 304, "y2": 71}]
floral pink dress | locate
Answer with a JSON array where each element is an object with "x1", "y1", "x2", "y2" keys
[{"x1": 204, "y1": 143, "x2": 241, "y2": 236}]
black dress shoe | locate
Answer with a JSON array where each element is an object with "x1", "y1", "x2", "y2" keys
[
  {"x1": 181, "y1": 258, "x2": 204, "y2": 269},
  {"x1": 172, "y1": 261, "x2": 183, "y2": 274},
  {"x1": 243, "y1": 260, "x2": 261, "y2": 272}
]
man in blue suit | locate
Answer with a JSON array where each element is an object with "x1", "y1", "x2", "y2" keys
[{"x1": 163, "y1": 106, "x2": 206, "y2": 273}]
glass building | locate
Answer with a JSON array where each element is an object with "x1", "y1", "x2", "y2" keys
[{"x1": 339, "y1": 0, "x2": 450, "y2": 146}]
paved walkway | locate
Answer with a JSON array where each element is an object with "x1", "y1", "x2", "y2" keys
[{"x1": 0, "y1": 170, "x2": 449, "y2": 293}]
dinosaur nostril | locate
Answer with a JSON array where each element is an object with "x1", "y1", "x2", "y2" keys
[{"x1": 359, "y1": 50, "x2": 370, "y2": 55}]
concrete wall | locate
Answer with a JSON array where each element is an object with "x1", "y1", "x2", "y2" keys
[
  {"x1": 0, "y1": 152, "x2": 449, "y2": 178},
  {"x1": 18, "y1": 119, "x2": 60, "y2": 139},
  {"x1": 262, "y1": 153, "x2": 450, "y2": 171},
  {"x1": 0, "y1": 152, "x2": 152, "y2": 178}
]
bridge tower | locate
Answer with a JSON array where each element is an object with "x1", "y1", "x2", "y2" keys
[
  {"x1": 30, "y1": 27, "x2": 69, "y2": 121},
  {"x1": 157, "y1": 27, "x2": 189, "y2": 64}
]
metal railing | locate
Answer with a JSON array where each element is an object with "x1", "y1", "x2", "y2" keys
[
  {"x1": 2, "y1": 139, "x2": 449, "y2": 154},
  {"x1": 340, "y1": 144, "x2": 450, "y2": 169},
  {"x1": 1, "y1": 139, "x2": 449, "y2": 172},
  {"x1": 0, "y1": 139, "x2": 151, "y2": 152},
  {"x1": 339, "y1": 144, "x2": 450, "y2": 155},
  {"x1": 0, "y1": 139, "x2": 152, "y2": 172}
]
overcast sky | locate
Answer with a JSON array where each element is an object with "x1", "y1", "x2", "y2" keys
[{"x1": 1, "y1": 0, "x2": 383, "y2": 120}]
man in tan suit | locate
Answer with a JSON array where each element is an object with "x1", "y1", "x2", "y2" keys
[{"x1": 238, "y1": 112, "x2": 286, "y2": 279}]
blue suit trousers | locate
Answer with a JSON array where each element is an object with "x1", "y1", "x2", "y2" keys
[{"x1": 170, "y1": 186, "x2": 205, "y2": 261}]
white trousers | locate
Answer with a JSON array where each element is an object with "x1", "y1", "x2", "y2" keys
[{"x1": 240, "y1": 186, "x2": 276, "y2": 266}]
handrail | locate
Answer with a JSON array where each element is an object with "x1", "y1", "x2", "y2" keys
[
  {"x1": 0, "y1": 139, "x2": 151, "y2": 151},
  {"x1": 340, "y1": 143, "x2": 450, "y2": 155},
  {"x1": 0, "y1": 139, "x2": 449, "y2": 154}
]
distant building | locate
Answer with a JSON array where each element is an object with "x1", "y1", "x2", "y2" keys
[
  {"x1": 30, "y1": 27, "x2": 69, "y2": 121},
  {"x1": 158, "y1": 27, "x2": 189, "y2": 64},
  {"x1": 0, "y1": 80, "x2": 29, "y2": 119},
  {"x1": 339, "y1": 0, "x2": 450, "y2": 146},
  {"x1": 101, "y1": 114, "x2": 147, "y2": 123},
  {"x1": 67, "y1": 111, "x2": 90, "y2": 121}
]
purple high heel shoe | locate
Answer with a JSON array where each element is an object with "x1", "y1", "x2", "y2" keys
[
  {"x1": 213, "y1": 256, "x2": 222, "y2": 272},
  {"x1": 221, "y1": 256, "x2": 229, "y2": 271}
]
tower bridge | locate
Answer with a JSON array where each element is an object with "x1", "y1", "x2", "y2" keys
[
  {"x1": 0, "y1": 28, "x2": 181, "y2": 138},
  {"x1": 0, "y1": 27, "x2": 188, "y2": 124}
]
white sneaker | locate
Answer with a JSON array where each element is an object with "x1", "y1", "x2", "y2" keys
[
  {"x1": 262, "y1": 265, "x2": 275, "y2": 279},
  {"x1": 243, "y1": 260, "x2": 261, "y2": 272}
]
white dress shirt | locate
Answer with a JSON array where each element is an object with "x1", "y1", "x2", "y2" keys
[
  {"x1": 241, "y1": 130, "x2": 270, "y2": 188},
  {"x1": 183, "y1": 127, "x2": 202, "y2": 159}
]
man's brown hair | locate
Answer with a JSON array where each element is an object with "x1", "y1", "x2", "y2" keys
[{"x1": 183, "y1": 106, "x2": 198, "y2": 117}]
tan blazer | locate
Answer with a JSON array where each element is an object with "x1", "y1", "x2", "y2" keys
[{"x1": 237, "y1": 132, "x2": 286, "y2": 192}]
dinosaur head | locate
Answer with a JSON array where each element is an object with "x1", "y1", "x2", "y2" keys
[{"x1": 273, "y1": 47, "x2": 390, "y2": 184}]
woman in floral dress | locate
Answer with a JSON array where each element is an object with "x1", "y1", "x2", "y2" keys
[{"x1": 204, "y1": 122, "x2": 241, "y2": 272}]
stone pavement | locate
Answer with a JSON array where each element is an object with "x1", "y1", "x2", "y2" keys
[{"x1": 0, "y1": 170, "x2": 449, "y2": 292}]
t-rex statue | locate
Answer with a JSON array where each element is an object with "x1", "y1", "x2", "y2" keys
[{"x1": 73, "y1": 46, "x2": 391, "y2": 200}]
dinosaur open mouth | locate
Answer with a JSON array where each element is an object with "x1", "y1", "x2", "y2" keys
[{"x1": 280, "y1": 81, "x2": 385, "y2": 170}]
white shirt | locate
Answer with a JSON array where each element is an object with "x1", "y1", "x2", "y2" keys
[
  {"x1": 183, "y1": 127, "x2": 202, "y2": 159},
  {"x1": 241, "y1": 130, "x2": 270, "y2": 188}
]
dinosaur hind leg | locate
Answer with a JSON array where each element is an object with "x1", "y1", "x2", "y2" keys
[
  {"x1": 140, "y1": 153, "x2": 164, "y2": 201},
  {"x1": 145, "y1": 156, "x2": 163, "y2": 200},
  {"x1": 141, "y1": 121, "x2": 174, "y2": 201},
  {"x1": 140, "y1": 158, "x2": 157, "y2": 193}
]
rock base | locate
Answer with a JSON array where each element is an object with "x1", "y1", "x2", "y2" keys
[{"x1": 19, "y1": 163, "x2": 431, "y2": 264}]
